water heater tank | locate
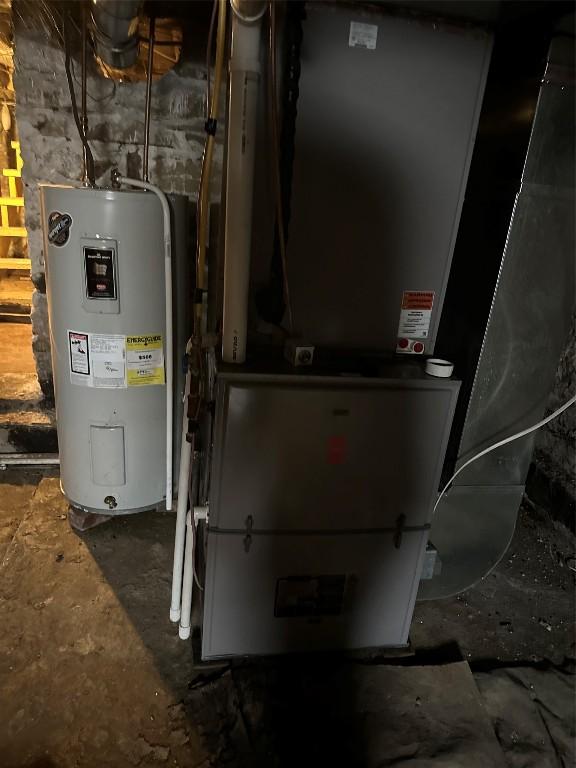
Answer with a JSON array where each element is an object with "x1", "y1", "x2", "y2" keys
[{"x1": 40, "y1": 184, "x2": 171, "y2": 515}]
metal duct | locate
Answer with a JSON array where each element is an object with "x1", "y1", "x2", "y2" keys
[
  {"x1": 419, "y1": 33, "x2": 575, "y2": 601},
  {"x1": 91, "y1": 0, "x2": 143, "y2": 70}
]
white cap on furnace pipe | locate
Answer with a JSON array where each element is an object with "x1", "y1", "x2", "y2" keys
[{"x1": 425, "y1": 358, "x2": 455, "y2": 378}]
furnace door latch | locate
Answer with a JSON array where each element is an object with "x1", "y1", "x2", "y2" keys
[
  {"x1": 244, "y1": 515, "x2": 254, "y2": 553},
  {"x1": 393, "y1": 514, "x2": 407, "y2": 549}
]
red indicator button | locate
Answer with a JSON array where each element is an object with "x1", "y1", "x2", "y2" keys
[
  {"x1": 413, "y1": 342, "x2": 424, "y2": 354},
  {"x1": 398, "y1": 338, "x2": 409, "y2": 349}
]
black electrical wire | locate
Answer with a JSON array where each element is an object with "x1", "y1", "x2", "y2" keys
[
  {"x1": 205, "y1": 0, "x2": 218, "y2": 120},
  {"x1": 268, "y1": 0, "x2": 294, "y2": 333},
  {"x1": 70, "y1": 57, "x2": 116, "y2": 104},
  {"x1": 63, "y1": 13, "x2": 95, "y2": 184}
]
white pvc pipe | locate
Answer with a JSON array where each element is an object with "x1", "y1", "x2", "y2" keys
[
  {"x1": 170, "y1": 362, "x2": 192, "y2": 622},
  {"x1": 222, "y1": 15, "x2": 262, "y2": 363},
  {"x1": 179, "y1": 509, "x2": 194, "y2": 640},
  {"x1": 117, "y1": 176, "x2": 174, "y2": 512},
  {"x1": 178, "y1": 506, "x2": 208, "y2": 640}
]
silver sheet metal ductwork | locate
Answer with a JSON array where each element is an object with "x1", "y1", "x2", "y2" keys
[{"x1": 91, "y1": 0, "x2": 143, "y2": 69}]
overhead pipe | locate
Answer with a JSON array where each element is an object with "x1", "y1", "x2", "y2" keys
[
  {"x1": 111, "y1": 170, "x2": 174, "y2": 512},
  {"x1": 221, "y1": 1, "x2": 266, "y2": 363},
  {"x1": 91, "y1": 0, "x2": 143, "y2": 70}
]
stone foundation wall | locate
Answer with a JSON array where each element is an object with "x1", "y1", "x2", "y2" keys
[{"x1": 529, "y1": 315, "x2": 576, "y2": 527}]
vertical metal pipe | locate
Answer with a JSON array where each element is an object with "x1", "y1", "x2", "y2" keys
[
  {"x1": 81, "y1": 3, "x2": 90, "y2": 185},
  {"x1": 143, "y1": 16, "x2": 155, "y2": 182}
]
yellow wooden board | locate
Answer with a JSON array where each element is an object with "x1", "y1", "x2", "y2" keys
[
  {"x1": 0, "y1": 227, "x2": 28, "y2": 238},
  {"x1": 0, "y1": 257, "x2": 31, "y2": 270},
  {"x1": 0, "y1": 140, "x2": 26, "y2": 240}
]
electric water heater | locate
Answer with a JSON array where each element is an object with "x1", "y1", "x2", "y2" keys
[{"x1": 40, "y1": 184, "x2": 177, "y2": 515}]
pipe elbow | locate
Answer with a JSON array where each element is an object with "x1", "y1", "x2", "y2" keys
[{"x1": 230, "y1": 0, "x2": 267, "y2": 24}]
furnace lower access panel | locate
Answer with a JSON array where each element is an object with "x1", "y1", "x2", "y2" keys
[{"x1": 202, "y1": 371, "x2": 460, "y2": 658}]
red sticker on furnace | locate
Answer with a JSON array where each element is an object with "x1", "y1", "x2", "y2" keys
[
  {"x1": 401, "y1": 291, "x2": 434, "y2": 310},
  {"x1": 327, "y1": 436, "x2": 347, "y2": 465}
]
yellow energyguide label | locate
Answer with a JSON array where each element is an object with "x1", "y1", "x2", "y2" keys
[{"x1": 126, "y1": 334, "x2": 165, "y2": 387}]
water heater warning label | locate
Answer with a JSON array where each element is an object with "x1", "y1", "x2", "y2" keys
[
  {"x1": 68, "y1": 331, "x2": 165, "y2": 388},
  {"x1": 91, "y1": 334, "x2": 125, "y2": 388},
  {"x1": 126, "y1": 335, "x2": 165, "y2": 387},
  {"x1": 69, "y1": 332, "x2": 90, "y2": 376}
]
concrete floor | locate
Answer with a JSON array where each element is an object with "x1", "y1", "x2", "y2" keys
[
  {"x1": 0, "y1": 475, "x2": 202, "y2": 768},
  {"x1": 413, "y1": 502, "x2": 576, "y2": 666},
  {"x1": 0, "y1": 473, "x2": 574, "y2": 767}
]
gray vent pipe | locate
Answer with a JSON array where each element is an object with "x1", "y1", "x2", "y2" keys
[{"x1": 91, "y1": 0, "x2": 143, "y2": 69}]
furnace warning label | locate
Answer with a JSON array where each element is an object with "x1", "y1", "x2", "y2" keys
[
  {"x1": 397, "y1": 291, "x2": 435, "y2": 340},
  {"x1": 126, "y1": 335, "x2": 165, "y2": 387},
  {"x1": 69, "y1": 332, "x2": 90, "y2": 376}
]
